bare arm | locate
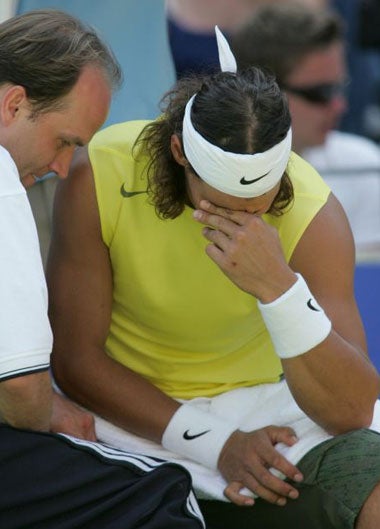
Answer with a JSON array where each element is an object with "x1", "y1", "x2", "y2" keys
[
  {"x1": 47, "y1": 148, "x2": 179, "y2": 443},
  {"x1": 285, "y1": 193, "x2": 380, "y2": 433},
  {"x1": 194, "y1": 193, "x2": 380, "y2": 435},
  {"x1": 0, "y1": 371, "x2": 52, "y2": 430},
  {"x1": 0, "y1": 372, "x2": 98, "y2": 436},
  {"x1": 50, "y1": 391, "x2": 97, "y2": 440}
]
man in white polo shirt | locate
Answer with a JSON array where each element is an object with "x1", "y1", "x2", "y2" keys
[{"x1": 0, "y1": 9, "x2": 203, "y2": 529}]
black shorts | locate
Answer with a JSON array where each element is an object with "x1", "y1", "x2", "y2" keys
[{"x1": 0, "y1": 425, "x2": 204, "y2": 529}]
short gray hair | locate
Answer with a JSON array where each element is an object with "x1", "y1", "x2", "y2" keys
[{"x1": 0, "y1": 9, "x2": 122, "y2": 113}]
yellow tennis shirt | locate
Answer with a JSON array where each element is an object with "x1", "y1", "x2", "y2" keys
[{"x1": 89, "y1": 121, "x2": 330, "y2": 399}]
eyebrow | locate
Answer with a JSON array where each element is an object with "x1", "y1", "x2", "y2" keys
[
  {"x1": 71, "y1": 136, "x2": 85, "y2": 147},
  {"x1": 59, "y1": 136, "x2": 86, "y2": 148}
]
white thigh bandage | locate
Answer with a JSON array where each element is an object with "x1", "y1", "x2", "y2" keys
[
  {"x1": 162, "y1": 404, "x2": 237, "y2": 470},
  {"x1": 258, "y1": 273, "x2": 332, "y2": 359}
]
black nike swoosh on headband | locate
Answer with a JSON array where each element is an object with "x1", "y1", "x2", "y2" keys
[{"x1": 240, "y1": 173, "x2": 269, "y2": 185}]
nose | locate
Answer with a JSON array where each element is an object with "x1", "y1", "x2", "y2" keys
[
  {"x1": 48, "y1": 147, "x2": 76, "y2": 179},
  {"x1": 244, "y1": 204, "x2": 260, "y2": 215}
]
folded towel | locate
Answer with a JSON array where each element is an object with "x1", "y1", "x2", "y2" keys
[{"x1": 95, "y1": 380, "x2": 378, "y2": 501}]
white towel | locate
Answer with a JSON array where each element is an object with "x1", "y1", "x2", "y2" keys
[{"x1": 94, "y1": 380, "x2": 380, "y2": 501}]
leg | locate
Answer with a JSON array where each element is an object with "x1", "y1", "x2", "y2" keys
[
  {"x1": 200, "y1": 428, "x2": 380, "y2": 529},
  {"x1": 0, "y1": 425, "x2": 203, "y2": 529}
]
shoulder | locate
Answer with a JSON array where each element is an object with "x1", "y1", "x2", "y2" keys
[
  {"x1": 89, "y1": 120, "x2": 152, "y2": 158},
  {"x1": 88, "y1": 121, "x2": 152, "y2": 198},
  {"x1": 287, "y1": 151, "x2": 330, "y2": 198}
]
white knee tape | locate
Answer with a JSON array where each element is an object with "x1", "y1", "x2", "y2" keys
[
  {"x1": 162, "y1": 404, "x2": 236, "y2": 470},
  {"x1": 258, "y1": 273, "x2": 332, "y2": 359}
]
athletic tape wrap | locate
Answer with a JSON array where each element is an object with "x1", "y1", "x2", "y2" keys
[
  {"x1": 258, "y1": 273, "x2": 332, "y2": 359},
  {"x1": 162, "y1": 404, "x2": 237, "y2": 470}
]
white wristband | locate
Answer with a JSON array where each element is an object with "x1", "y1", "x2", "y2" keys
[
  {"x1": 162, "y1": 404, "x2": 236, "y2": 470},
  {"x1": 258, "y1": 273, "x2": 332, "y2": 359}
]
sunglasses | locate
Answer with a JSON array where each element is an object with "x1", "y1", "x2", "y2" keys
[{"x1": 281, "y1": 82, "x2": 348, "y2": 104}]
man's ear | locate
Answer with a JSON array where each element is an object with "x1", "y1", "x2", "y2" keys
[
  {"x1": 170, "y1": 134, "x2": 187, "y2": 166},
  {"x1": 0, "y1": 85, "x2": 27, "y2": 125}
]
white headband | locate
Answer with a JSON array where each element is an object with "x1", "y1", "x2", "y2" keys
[{"x1": 182, "y1": 26, "x2": 292, "y2": 198}]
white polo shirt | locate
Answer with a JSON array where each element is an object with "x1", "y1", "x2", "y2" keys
[
  {"x1": 303, "y1": 130, "x2": 380, "y2": 253},
  {"x1": 0, "y1": 145, "x2": 51, "y2": 381}
]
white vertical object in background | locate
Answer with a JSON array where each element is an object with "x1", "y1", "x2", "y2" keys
[{"x1": 0, "y1": 0, "x2": 18, "y2": 22}]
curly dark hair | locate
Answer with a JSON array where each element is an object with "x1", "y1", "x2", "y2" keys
[{"x1": 135, "y1": 66, "x2": 293, "y2": 219}]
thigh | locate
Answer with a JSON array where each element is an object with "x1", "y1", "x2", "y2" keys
[
  {"x1": 295, "y1": 428, "x2": 380, "y2": 529},
  {"x1": 200, "y1": 429, "x2": 380, "y2": 529},
  {"x1": 0, "y1": 425, "x2": 203, "y2": 529}
]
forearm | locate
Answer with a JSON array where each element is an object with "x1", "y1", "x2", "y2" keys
[
  {"x1": 282, "y1": 331, "x2": 380, "y2": 434},
  {"x1": 257, "y1": 272, "x2": 380, "y2": 434},
  {"x1": 0, "y1": 371, "x2": 53, "y2": 431},
  {"x1": 52, "y1": 348, "x2": 180, "y2": 443}
]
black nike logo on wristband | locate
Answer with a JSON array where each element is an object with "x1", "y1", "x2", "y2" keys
[
  {"x1": 183, "y1": 429, "x2": 211, "y2": 440},
  {"x1": 307, "y1": 298, "x2": 320, "y2": 311}
]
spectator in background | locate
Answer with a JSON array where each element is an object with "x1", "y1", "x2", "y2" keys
[
  {"x1": 332, "y1": 0, "x2": 380, "y2": 140},
  {"x1": 231, "y1": 2, "x2": 380, "y2": 258},
  {"x1": 166, "y1": 0, "x2": 329, "y2": 79},
  {"x1": 166, "y1": 0, "x2": 258, "y2": 78}
]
